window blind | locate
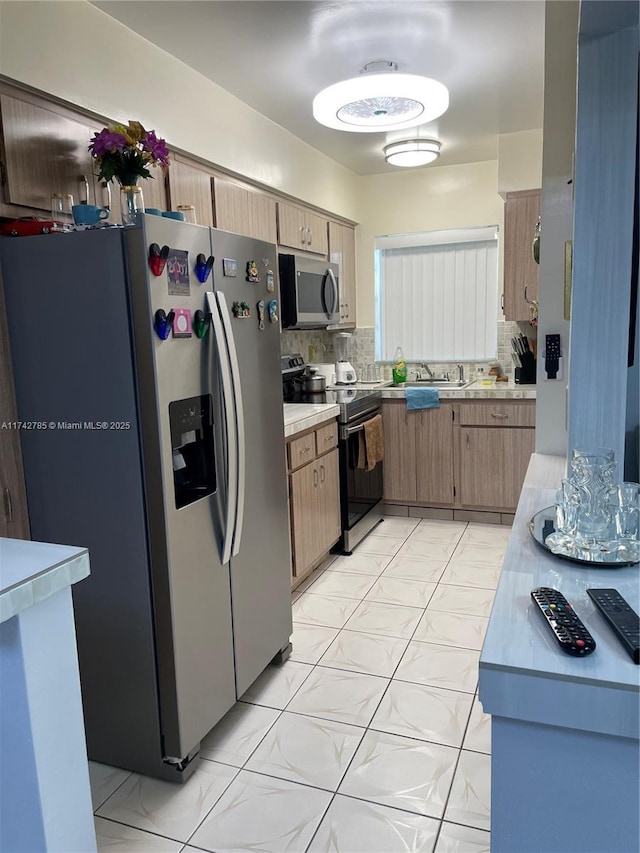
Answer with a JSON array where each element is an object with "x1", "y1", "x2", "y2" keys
[{"x1": 376, "y1": 231, "x2": 498, "y2": 362}]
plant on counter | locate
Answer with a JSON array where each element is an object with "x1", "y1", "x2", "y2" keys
[{"x1": 88, "y1": 120, "x2": 169, "y2": 185}]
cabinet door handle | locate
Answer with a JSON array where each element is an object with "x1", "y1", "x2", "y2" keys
[
  {"x1": 501, "y1": 293, "x2": 505, "y2": 312},
  {"x1": 466, "y1": 432, "x2": 470, "y2": 449},
  {"x1": 299, "y1": 225, "x2": 305, "y2": 245},
  {"x1": 307, "y1": 226, "x2": 312, "y2": 245},
  {"x1": 490, "y1": 413, "x2": 509, "y2": 419},
  {"x1": 320, "y1": 464, "x2": 325, "y2": 483},
  {"x1": 345, "y1": 303, "x2": 349, "y2": 318},
  {"x1": 313, "y1": 468, "x2": 319, "y2": 487},
  {"x1": 4, "y1": 487, "x2": 12, "y2": 522}
]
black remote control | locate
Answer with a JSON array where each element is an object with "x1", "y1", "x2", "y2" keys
[
  {"x1": 586, "y1": 589, "x2": 640, "y2": 664},
  {"x1": 531, "y1": 588, "x2": 596, "y2": 656}
]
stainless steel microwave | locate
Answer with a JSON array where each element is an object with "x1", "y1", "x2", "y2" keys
[{"x1": 279, "y1": 254, "x2": 340, "y2": 329}]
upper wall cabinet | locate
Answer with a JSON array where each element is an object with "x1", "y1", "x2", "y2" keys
[
  {"x1": 166, "y1": 154, "x2": 214, "y2": 226},
  {"x1": 213, "y1": 177, "x2": 277, "y2": 244},
  {"x1": 328, "y1": 221, "x2": 357, "y2": 327},
  {"x1": 277, "y1": 201, "x2": 328, "y2": 256},
  {"x1": 503, "y1": 189, "x2": 541, "y2": 321},
  {"x1": 0, "y1": 92, "x2": 101, "y2": 217}
]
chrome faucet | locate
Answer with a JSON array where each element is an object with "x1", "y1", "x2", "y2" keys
[
  {"x1": 457, "y1": 364, "x2": 464, "y2": 382},
  {"x1": 421, "y1": 363, "x2": 435, "y2": 379}
]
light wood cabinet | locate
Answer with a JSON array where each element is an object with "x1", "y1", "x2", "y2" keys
[
  {"x1": 458, "y1": 426, "x2": 535, "y2": 510},
  {"x1": 287, "y1": 423, "x2": 340, "y2": 583},
  {"x1": 213, "y1": 177, "x2": 277, "y2": 244},
  {"x1": 382, "y1": 402, "x2": 417, "y2": 502},
  {"x1": 0, "y1": 91, "x2": 101, "y2": 218},
  {"x1": 166, "y1": 154, "x2": 214, "y2": 226},
  {"x1": 382, "y1": 402, "x2": 454, "y2": 505},
  {"x1": 329, "y1": 221, "x2": 357, "y2": 327},
  {"x1": 382, "y1": 398, "x2": 535, "y2": 512},
  {"x1": 503, "y1": 189, "x2": 541, "y2": 321},
  {"x1": 415, "y1": 405, "x2": 455, "y2": 504},
  {"x1": 277, "y1": 201, "x2": 328, "y2": 256}
]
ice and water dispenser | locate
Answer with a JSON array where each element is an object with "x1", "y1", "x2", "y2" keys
[{"x1": 169, "y1": 395, "x2": 216, "y2": 509}]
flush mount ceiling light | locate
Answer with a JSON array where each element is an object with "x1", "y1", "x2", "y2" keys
[
  {"x1": 313, "y1": 60, "x2": 449, "y2": 133},
  {"x1": 384, "y1": 138, "x2": 441, "y2": 167}
]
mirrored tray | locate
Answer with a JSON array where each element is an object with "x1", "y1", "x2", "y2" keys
[{"x1": 529, "y1": 507, "x2": 640, "y2": 568}]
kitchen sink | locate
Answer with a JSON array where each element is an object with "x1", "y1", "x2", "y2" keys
[{"x1": 405, "y1": 379, "x2": 474, "y2": 389}]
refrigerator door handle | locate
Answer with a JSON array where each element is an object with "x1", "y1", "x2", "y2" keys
[
  {"x1": 206, "y1": 291, "x2": 238, "y2": 566},
  {"x1": 216, "y1": 291, "x2": 246, "y2": 558}
]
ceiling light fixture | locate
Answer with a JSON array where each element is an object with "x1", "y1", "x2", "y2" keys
[
  {"x1": 313, "y1": 61, "x2": 449, "y2": 133},
  {"x1": 384, "y1": 138, "x2": 442, "y2": 167}
]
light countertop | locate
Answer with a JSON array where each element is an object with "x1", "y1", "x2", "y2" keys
[
  {"x1": 479, "y1": 453, "x2": 640, "y2": 739},
  {"x1": 382, "y1": 379, "x2": 536, "y2": 400},
  {"x1": 283, "y1": 403, "x2": 341, "y2": 438},
  {"x1": 0, "y1": 538, "x2": 90, "y2": 623}
]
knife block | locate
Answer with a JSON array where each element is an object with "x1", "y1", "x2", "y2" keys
[{"x1": 515, "y1": 352, "x2": 536, "y2": 384}]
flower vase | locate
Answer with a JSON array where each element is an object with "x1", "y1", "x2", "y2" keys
[{"x1": 119, "y1": 181, "x2": 145, "y2": 225}]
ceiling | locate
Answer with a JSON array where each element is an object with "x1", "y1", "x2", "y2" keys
[{"x1": 93, "y1": 0, "x2": 545, "y2": 176}]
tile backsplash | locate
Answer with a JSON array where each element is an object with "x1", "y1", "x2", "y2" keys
[{"x1": 281, "y1": 322, "x2": 536, "y2": 380}]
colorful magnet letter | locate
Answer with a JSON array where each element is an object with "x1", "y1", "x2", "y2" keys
[
  {"x1": 172, "y1": 308, "x2": 192, "y2": 338},
  {"x1": 222, "y1": 258, "x2": 237, "y2": 277},
  {"x1": 246, "y1": 260, "x2": 260, "y2": 283},
  {"x1": 195, "y1": 253, "x2": 215, "y2": 284},
  {"x1": 193, "y1": 309, "x2": 210, "y2": 339},
  {"x1": 268, "y1": 299, "x2": 279, "y2": 324},
  {"x1": 257, "y1": 300, "x2": 265, "y2": 331},
  {"x1": 148, "y1": 243, "x2": 170, "y2": 276},
  {"x1": 232, "y1": 301, "x2": 251, "y2": 319},
  {"x1": 154, "y1": 308, "x2": 175, "y2": 340},
  {"x1": 266, "y1": 270, "x2": 275, "y2": 293}
]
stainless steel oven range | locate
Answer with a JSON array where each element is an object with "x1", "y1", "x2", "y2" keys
[{"x1": 282, "y1": 354, "x2": 383, "y2": 553}]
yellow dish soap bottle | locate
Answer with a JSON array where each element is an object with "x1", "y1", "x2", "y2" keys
[{"x1": 392, "y1": 347, "x2": 407, "y2": 385}]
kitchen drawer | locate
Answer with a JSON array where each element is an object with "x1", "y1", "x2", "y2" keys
[
  {"x1": 288, "y1": 432, "x2": 316, "y2": 471},
  {"x1": 315, "y1": 422, "x2": 338, "y2": 455},
  {"x1": 459, "y1": 402, "x2": 535, "y2": 427}
]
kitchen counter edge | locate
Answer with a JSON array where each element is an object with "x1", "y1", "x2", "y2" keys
[
  {"x1": 381, "y1": 381, "x2": 536, "y2": 400},
  {"x1": 283, "y1": 403, "x2": 341, "y2": 438}
]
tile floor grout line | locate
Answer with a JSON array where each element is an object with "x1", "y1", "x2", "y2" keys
[
  {"x1": 91, "y1": 769, "x2": 134, "y2": 814},
  {"x1": 94, "y1": 812, "x2": 188, "y2": 845}
]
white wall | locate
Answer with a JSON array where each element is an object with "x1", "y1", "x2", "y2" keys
[
  {"x1": 355, "y1": 161, "x2": 503, "y2": 327},
  {"x1": 0, "y1": 0, "x2": 359, "y2": 221},
  {"x1": 498, "y1": 130, "x2": 543, "y2": 195}
]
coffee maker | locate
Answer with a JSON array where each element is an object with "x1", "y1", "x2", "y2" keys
[{"x1": 334, "y1": 332, "x2": 357, "y2": 385}]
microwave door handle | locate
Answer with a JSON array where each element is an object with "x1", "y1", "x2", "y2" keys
[
  {"x1": 206, "y1": 291, "x2": 237, "y2": 566},
  {"x1": 320, "y1": 272, "x2": 329, "y2": 319},
  {"x1": 216, "y1": 291, "x2": 245, "y2": 557},
  {"x1": 327, "y1": 268, "x2": 338, "y2": 318}
]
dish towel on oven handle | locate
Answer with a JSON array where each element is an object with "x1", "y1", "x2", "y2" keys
[
  {"x1": 405, "y1": 387, "x2": 440, "y2": 410},
  {"x1": 357, "y1": 413, "x2": 384, "y2": 471}
]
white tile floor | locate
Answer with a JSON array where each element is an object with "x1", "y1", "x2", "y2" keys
[{"x1": 90, "y1": 517, "x2": 508, "y2": 852}]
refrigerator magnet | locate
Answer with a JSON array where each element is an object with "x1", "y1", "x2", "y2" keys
[
  {"x1": 172, "y1": 308, "x2": 192, "y2": 338},
  {"x1": 222, "y1": 258, "x2": 237, "y2": 277},
  {"x1": 154, "y1": 309, "x2": 175, "y2": 341},
  {"x1": 195, "y1": 253, "x2": 214, "y2": 284},
  {"x1": 167, "y1": 249, "x2": 190, "y2": 296},
  {"x1": 268, "y1": 299, "x2": 279, "y2": 324},
  {"x1": 232, "y1": 301, "x2": 251, "y2": 319},
  {"x1": 246, "y1": 260, "x2": 260, "y2": 283},
  {"x1": 266, "y1": 271, "x2": 275, "y2": 292},
  {"x1": 257, "y1": 300, "x2": 265, "y2": 330},
  {"x1": 148, "y1": 243, "x2": 170, "y2": 276},
  {"x1": 193, "y1": 309, "x2": 210, "y2": 339}
]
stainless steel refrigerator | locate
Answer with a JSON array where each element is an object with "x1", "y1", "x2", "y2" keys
[{"x1": 0, "y1": 216, "x2": 292, "y2": 781}]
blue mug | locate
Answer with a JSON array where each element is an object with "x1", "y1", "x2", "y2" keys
[
  {"x1": 73, "y1": 204, "x2": 109, "y2": 225},
  {"x1": 162, "y1": 211, "x2": 186, "y2": 222},
  {"x1": 145, "y1": 208, "x2": 163, "y2": 216}
]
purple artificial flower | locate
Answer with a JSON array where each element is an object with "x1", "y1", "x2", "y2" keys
[
  {"x1": 89, "y1": 128, "x2": 128, "y2": 157},
  {"x1": 142, "y1": 130, "x2": 170, "y2": 167}
]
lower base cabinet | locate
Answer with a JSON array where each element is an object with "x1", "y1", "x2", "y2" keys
[
  {"x1": 382, "y1": 399, "x2": 535, "y2": 513},
  {"x1": 287, "y1": 423, "x2": 341, "y2": 584}
]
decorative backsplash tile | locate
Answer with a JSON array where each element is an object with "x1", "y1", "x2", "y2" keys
[{"x1": 281, "y1": 322, "x2": 536, "y2": 380}]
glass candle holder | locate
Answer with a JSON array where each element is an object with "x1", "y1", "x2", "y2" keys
[{"x1": 176, "y1": 204, "x2": 197, "y2": 224}]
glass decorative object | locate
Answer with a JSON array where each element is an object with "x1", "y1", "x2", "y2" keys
[{"x1": 120, "y1": 185, "x2": 144, "y2": 225}]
